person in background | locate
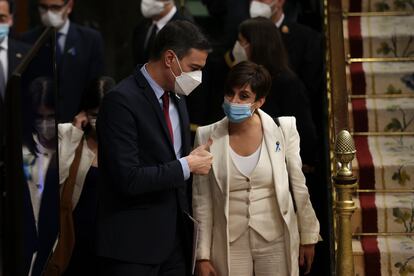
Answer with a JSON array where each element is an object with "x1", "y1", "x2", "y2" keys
[
  {"x1": 97, "y1": 21, "x2": 212, "y2": 276},
  {"x1": 56, "y1": 76, "x2": 115, "y2": 276},
  {"x1": 0, "y1": 0, "x2": 30, "y2": 162},
  {"x1": 132, "y1": 0, "x2": 192, "y2": 66},
  {"x1": 248, "y1": 0, "x2": 324, "y2": 131},
  {"x1": 22, "y1": 77, "x2": 59, "y2": 276},
  {"x1": 21, "y1": 0, "x2": 105, "y2": 122},
  {"x1": 193, "y1": 61, "x2": 320, "y2": 276}
]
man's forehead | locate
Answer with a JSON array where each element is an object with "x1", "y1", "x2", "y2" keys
[{"x1": 39, "y1": 0, "x2": 66, "y2": 5}]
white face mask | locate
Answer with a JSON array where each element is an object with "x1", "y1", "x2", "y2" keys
[
  {"x1": 232, "y1": 41, "x2": 248, "y2": 65},
  {"x1": 40, "y1": 10, "x2": 66, "y2": 28},
  {"x1": 249, "y1": 1, "x2": 275, "y2": 19},
  {"x1": 141, "y1": 0, "x2": 168, "y2": 18},
  {"x1": 35, "y1": 118, "x2": 56, "y2": 141},
  {"x1": 170, "y1": 53, "x2": 202, "y2": 96}
]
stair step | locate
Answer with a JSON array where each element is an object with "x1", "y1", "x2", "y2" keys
[
  {"x1": 344, "y1": 16, "x2": 414, "y2": 58},
  {"x1": 350, "y1": 97, "x2": 414, "y2": 132},
  {"x1": 353, "y1": 135, "x2": 414, "y2": 190},
  {"x1": 347, "y1": 62, "x2": 414, "y2": 95},
  {"x1": 352, "y1": 193, "x2": 414, "y2": 233},
  {"x1": 342, "y1": 0, "x2": 414, "y2": 12},
  {"x1": 353, "y1": 236, "x2": 414, "y2": 276}
]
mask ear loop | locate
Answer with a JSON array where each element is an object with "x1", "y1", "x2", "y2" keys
[{"x1": 169, "y1": 51, "x2": 183, "y2": 78}]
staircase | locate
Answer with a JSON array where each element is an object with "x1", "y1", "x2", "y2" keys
[{"x1": 342, "y1": 0, "x2": 414, "y2": 275}]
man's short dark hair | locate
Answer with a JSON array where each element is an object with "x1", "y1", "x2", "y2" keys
[
  {"x1": 225, "y1": 61, "x2": 272, "y2": 100},
  {"x1": 1, "y1": 0, "x2": 14, "y2": 14},
  {"x1": 150, "y1": 20, "x2": 211, "y2": 60}
]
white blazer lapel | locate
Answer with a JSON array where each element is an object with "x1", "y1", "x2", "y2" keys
[
  {"x1": 259, "y1": 110, "x2": 290, "y2": 213},
  {"x1": 209, "y1": 118, "x2": 230, "y2": 216}
]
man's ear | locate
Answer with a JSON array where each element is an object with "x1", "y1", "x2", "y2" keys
[
  {"x1": 67, "y1": 0, "x2": 74, "y2": 14},
  {"x1": 164, "y1": 50, "x2": 175, "y2": 68},
  {"x1": 256, "y1": 97, "x2": 266, "y2": 109}
]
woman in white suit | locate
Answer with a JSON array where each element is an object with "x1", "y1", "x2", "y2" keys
[{"x1": 193, "y1": 61, "x2": 320, "y2": 276}]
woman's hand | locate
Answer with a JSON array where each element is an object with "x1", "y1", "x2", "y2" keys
[
  {"x1": 73, "y1": 111, "x2": 88, "y2": 130},
  {"x1": 196, "y1": 260, "x2": 217, "y2": 276},
  {"x1": 299, "y1": 244, "x2": 315, "y2": 274}
]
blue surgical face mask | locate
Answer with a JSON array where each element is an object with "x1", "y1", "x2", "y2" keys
[
  {"x1": 222, "y1": 98, "x2": 254, "y2": 123},
  {"x1": 0, "y1": 24, "x2": 10, "y2": 41}
]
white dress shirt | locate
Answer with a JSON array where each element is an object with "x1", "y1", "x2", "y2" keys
[
  {"x1": 0, "y1": 36, "x2": 9, "y2": 81},
  {"x1": 154, "y1": 5, "x2": 177, "y2": 32},
  {"x1": 57, "y1": 19, "x2": 70, "y2": 53}
]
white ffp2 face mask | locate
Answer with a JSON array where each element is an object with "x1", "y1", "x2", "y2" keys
[
  {"x1": 141, "y1": 0, "x2": 167, "y2": 18},
  {"x1": 232, "y1": 40, "x2": 249, "y2": 64},
  {"x1": 40, "y1": 10, "x2": 66, "y2": 28},
  {"x1": 170, "y1": 53, "x2": 202, "y2": 96},
  {"x1": 249, "y1": 1, "x2": 273, "y2": 19}
]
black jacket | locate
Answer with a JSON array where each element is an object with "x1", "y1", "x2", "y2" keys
[{"x1": 96, "y1": 66, "x2": 192, "y2": 264}]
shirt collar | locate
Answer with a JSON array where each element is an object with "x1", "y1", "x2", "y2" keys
[
  {"x1": 140, "y1": 64, "x2": 165, "y2": 100},
  {"x1": 0, "y1": 36, "x2": 8, "y2": 50},
  {"x1": 275, "y1": 13, "x2": 285, "y2": 28},
  {"x1": 58, "y1": 19, "x2": 70, "y2": 35},
  {"x1": 154, "y1": 5, "x2": 177, "y2": 31}
]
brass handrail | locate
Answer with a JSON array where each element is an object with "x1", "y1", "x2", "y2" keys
[
  {"x1": 349, "y1": 94, "x2": 414, "y2": 99},
  {"x1": 344, "y1": 11, "x2": 414, "y2": 17},
  {"x1": 357, "y1": 189, "x2": 414, "y2": 193},
  {"x1": 351, "y1": 132, "x2": 414, "y2": 136},
  {"x1": 353, "y1": 232, "x2": 414, "y2": 236},
  {"x1": 347, "y1": 57, "x2": 414, "y2": 63}
]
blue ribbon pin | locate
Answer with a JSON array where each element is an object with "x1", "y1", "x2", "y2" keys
[{"x1": 276, "y1": 141, "x2": 280, "y2": 152}]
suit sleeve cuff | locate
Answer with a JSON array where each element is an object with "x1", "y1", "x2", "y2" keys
[
  {"x1": 300, "y1": 233, "x2": 322, "y2": 245},
  {"x1": 179, "y1": 157, "x2": 190, "y2": 181}
]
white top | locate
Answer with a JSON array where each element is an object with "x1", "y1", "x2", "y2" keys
[
  {"x1": 154, "y1": 5, "x2": 177, "y2": 31},
  {"x1": 275, "y1": 13, "x2": 285, "y2": 28},
  {"x1": 0, "y1": 36, "x2": 8, "y2": 81},
  {"x1": 229, "y1": 143, "x2": 261, "y2": 176}
]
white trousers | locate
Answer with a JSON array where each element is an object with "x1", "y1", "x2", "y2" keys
[{"x1": 229, "y1": 228, "x2": 289, "y2": 276}]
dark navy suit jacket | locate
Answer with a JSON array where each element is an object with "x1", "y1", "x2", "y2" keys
[
  {"x1": 21, "y1": 22, "x2": 105, "y2": 122},
  {"x1": 96, "y1": 66, "x2": 192, "y2": 264}
]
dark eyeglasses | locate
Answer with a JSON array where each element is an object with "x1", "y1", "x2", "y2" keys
[{"x1": 38, "y1": 1, "x2": 68, "y2": 12}]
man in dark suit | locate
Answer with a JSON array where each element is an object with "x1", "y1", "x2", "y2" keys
[
  {"x1": 21, "y1": 0, "x2": 105, "y2": 122},
  {"x1": 97, "y1": 20, "x2": 212, "y2": 276},
  {"x1": 132, "y1": 0, "x2": 192, "y2": 66},
  {"x1": 0, "y1": 0, "x2": 30, "y2": 170}
]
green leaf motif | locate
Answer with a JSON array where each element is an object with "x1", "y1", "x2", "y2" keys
[
  {"x1": 399, "y1": 170, "x2": 411, "y2": 185},
  {"x1": 394, "y1": 0, "x2": 407, "y2": 10},
  {"x1": 377, "y1": 42, "x2": 392, "y2": 55},
  {"x1": 375, "y1": 2, "x2": 391, "y2": 11},
  {"x1": 385, "y1": 118, "x2": 403, "y2": 131},
  {"x1": 386, "y1": 84, "x2": 403, "y2": 94},
  {"x1": 396, "y1": 262, "x2": 403, "y2": 268}
]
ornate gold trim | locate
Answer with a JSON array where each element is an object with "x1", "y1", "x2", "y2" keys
[
  {"x1": 352, "y1": 132, "x2": 414, "y2": 136},
  {"x1": 343, "y1": 11, "x2": 414, "y2": 17},
  {"x1": 349, "y1": 94, "x2": 414, "y2": 99},
  {"x1": 353, "y1": 232, "x2": 414, "y2": 236},
  {"x1": 190, "y1": 123, "x2": 199, "y2": 132},
  {"x1": 357, "y1": 189, "x2": 414, "y2": 193},
  {"x1": 347, "y1": 57, "x2": 414, "y2": 63}
]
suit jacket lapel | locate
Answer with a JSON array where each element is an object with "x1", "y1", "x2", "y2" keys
[
  {"x1": 260, "y1": 110, "x2": 289, "y2": 210},
  {"x1": 209, "y1": 118, "x2": 230, "y2": 217},
  {"x1": 134, "y1": 69, "x2": 176, "y2": 154},
  {"x1": 172, "y1": 94, "x2": 191, "y2": 156}
]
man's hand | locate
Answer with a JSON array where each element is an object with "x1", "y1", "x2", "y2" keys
[
  {"x1": 196, "y1": 260, "x2": 217, "y2": 276},
  {"x1": 186, "y1": 139, "x2": 213, "y2": 175},
  {"x1": 73, "y1": 111, "x2": 88, "y2": 130},
  {"x1": 299, "y1": 244, "x2": 315, "y2": 274}
]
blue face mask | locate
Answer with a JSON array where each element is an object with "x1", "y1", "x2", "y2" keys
[
  {"x1": 222, "y1": 98, "x2": 253, "y2": 123},
  {"x1": 0, "y1": 24, "x2": 9, "y2": 41}
]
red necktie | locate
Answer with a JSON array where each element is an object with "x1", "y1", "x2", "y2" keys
[{"x1": 161, "y1": 92, "x2": 174, "y2": 143}]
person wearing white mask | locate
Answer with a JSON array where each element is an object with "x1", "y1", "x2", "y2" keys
[
  {"x1": 249, "y1": 0, "x2": 324, "y2": 136},
  {"x1": 20, "y1": 0, "x2": 105, "y2": 123},
  {"x1": 51, "y1": 76, "x2": 115, "y2": 275},
  {"x1": 97, "y1": 21, "x2": 212, "y2": 276},
  {"x1": 0, "y1": 0, "x2": 29, "y2": 145},
  {"x1": 132, "y1": 0, "x2": 193, "y2": 65}
]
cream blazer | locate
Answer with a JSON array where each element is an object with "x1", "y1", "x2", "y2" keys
[
  {"x1": 192, "y1": 110, "x2": 320, "y2": 276},
  {"x1": 58, "y1": 123, "x2": 96, "y2": 209}
]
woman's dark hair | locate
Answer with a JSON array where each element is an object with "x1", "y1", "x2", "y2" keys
[
  {"x1": 150, "y1": 20, "x2": 211, "y2": 60},
  {"x1": 225, "y1": 61, "x2": 272, "y2": 100},
  {"x1": 239, "y1": 17, "x2": 292, "y2": 77},
  {"x1": 23, "y1": 76, "x2": 55, "y2": 155},
  {"x1": 80, "y1": 76, "x2": 115, "y2": 111}
]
